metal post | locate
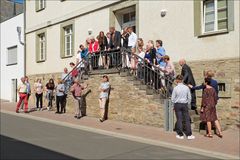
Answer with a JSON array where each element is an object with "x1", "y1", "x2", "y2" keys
[
  {"x1": 168, "y1": 99, "x2": 174, "y2": 132},
  {"x1": 164, "y1": 99, "x2": 169, "y2": 131}
]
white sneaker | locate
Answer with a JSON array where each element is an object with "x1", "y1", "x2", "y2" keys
[
  {"x1": 176, "y1": 135, "x2": 184, "y2": 139},
  {"x1": 187, "y1": 135, "x2": 195, "y2": 140},
  {"x1": 47, "y1": 107, "x2": 49, "y2": 111}
]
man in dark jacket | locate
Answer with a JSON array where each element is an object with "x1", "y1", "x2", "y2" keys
[
  {"x1": 179, "y1": 59, "x2": 197, "y2": 113},
  {"x1": 109, "y1": 27, "x2": 121, "y2": 66}
]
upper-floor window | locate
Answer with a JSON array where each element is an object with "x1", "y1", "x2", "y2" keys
[
  {"x1": 64, "y1": 25, "x2": 73, "y2": 57},
  {"x1": 194, "y1": 0, "x2": 234, "y2": 37},
  {"x1": 7, "y1": 46, "x2": 17, "y2": 66},
  {"x1": 36, "y1": 32, "x2": 46, "y2": 62},
  {"x1": 36, "y1": 0, "x2": 46, "y2": 12},
  {"x1": 203, "y1": 0, "x2": 227, "y2": 33}
]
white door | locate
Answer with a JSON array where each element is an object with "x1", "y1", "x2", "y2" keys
[{"x1": 11, "y1": 79, "x2": 17, "y2": 102}]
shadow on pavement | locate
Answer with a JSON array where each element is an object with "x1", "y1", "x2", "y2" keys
[{"x1": 0, "y1": 135, "x2": 79, "y2": 160}]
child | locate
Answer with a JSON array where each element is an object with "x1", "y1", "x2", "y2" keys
[{"x1": 99, "y1": 75, "x2": 110, "y2": 122}]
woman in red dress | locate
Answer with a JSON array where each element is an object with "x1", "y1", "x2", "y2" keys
[{"x1": 201, "y1": 78, "x2": 223, "y2": 138}]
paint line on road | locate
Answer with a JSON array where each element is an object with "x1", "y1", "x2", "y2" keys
[{"x1": 1, "y1": 110, "x2": 238, "y2": 160}]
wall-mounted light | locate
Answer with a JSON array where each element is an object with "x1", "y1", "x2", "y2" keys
[
  {"x1": 88, "y1": 28, "x2": 93, "y2": 35},
  {"x1": 160, "y1": 9, "x2": 167, "y2": 17},
  {"x1": 17, "y1": 26, "x2": 24, "y2": 45}
]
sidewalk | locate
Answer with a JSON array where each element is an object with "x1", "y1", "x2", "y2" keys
[{"x1": 1, "y1": 100, "x2": 239, "y2": 159}]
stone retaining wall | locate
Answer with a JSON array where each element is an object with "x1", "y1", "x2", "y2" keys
[{"x1": 27, "y1": 58, "x2": 240, "y2": 129}]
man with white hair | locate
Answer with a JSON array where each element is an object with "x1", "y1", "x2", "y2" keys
[
  {"x1": 16, "y1": 77, "x2": 29, "y2": 113},
  {"x1": 179, "y1": 59, "x2": 197, "y2": 114}
]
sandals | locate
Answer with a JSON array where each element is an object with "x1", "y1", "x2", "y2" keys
[
  {"x1": 204, "y1": 134, "x2": 213, "y2": 138},
  {"x1": 216, "y1": 133, "x2": 223, "y2": 138}
]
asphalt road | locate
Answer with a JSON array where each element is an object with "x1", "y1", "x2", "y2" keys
[{"x1": 0, "y1": 112, "x2": 216, "y2": 160}]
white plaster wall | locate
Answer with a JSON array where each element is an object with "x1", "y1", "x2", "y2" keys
[
  {"x1": 0, "y1": 14, "x2": 24, "y2": 101},
  {"x1": 26, "y1": 8, "x2": 109, "y2": 75},
  {"x1": 138, "y1": 0, "x2": 239, "y2": 62}
]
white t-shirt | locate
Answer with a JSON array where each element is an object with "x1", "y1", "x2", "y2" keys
[
  {"x1": 128, "y1": 32, "x2": 137, "y2": 48},
  {"x1": 76, "y1": 52, "x2": 85, "y2": 68}
]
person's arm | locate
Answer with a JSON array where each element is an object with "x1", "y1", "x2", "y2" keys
[
  {"x1": 171, "y1": 88, "x2": 176, "y2": 104},
  {"x1": 190, "y1": 84, "x2": 204, "y2": 90},
  {"x1": 187, "y1": 88, "x2": 192, "y2": 105}
]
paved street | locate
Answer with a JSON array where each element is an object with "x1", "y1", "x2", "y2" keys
[{"x1": 0, "y1": 112, "x2": 215, "y2": 160}]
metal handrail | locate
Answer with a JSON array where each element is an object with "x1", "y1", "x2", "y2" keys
[{"x1": 62, "y1": 59, "x2": 85, "y2": 82}]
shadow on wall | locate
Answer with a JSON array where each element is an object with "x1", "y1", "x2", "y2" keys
[{"x1": 81, "y1": 89, "x2": 92, "y2": 116}]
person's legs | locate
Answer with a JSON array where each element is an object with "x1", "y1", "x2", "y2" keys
[
  {"x1": 39, "y1": 93, "x2": 43, "y2": 109},
  {"x1": 60, "y1": 96, "x2": 64, "y2": 113},
  {"x1": 206, "y1": 121, "x2": 212, "y2": 135},
  {"x1": 182, "y1": 104, "x2": 192, "y2": 136},
  {"x1": 191, "y1": 90, "x2": 197, "y2": 110},
  {"x1": 56, "y1": 96, "x2": 60, "y2": 113},
  {"x1": 214, "y1": 120, "x2": 222, "y2": 136},
  {"x1": 16, "y1": 94, "x2": 24, "y2": 112},
  {"x1": 36, "y1": 93, "x2": 39, "y2": 109},
  {"x1": 23, "y1": 94, "x2": 28, "y2": 112},
  {"x1": 174, "y1": 104, "x2": 184, "y2": 136}
]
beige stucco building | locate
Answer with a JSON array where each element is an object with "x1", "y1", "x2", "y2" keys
[{"x1": 25, "y1": 0, "x2": 239, "y2": 127}]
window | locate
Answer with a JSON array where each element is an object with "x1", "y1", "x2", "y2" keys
[
  {"x1": 218, "y1": 83, "x2": 226, "y2": 91},
  {"x1": 36, "y1": 0, "x2": 45, "y2": 12},
  {"x1": 203, "y1": 0, "x2": 227, "y2": 33},
  {"x1": 60, "y1": 21, "x2": 74, "y2": 58},
  {"x1": 64, "y1": 26, "x2": 73, "y2": 57},
  {"x1": 122, "y1": 11, "x2": 136, "y2": 33},
  {"x1": 36, "y1": 32, "x2": 46, "y2": 62},
  {"x1": 7, "y1": 46, "x2": 17, "y2": 66},
  {"x1": 194, "y1": 0, "x2": 234, "y2": 37}
]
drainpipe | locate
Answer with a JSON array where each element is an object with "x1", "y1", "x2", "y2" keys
[{"x1": 23, "y1": 0, "x2": 26, "y2": 77}]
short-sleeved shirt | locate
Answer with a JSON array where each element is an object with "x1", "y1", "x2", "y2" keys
[
  {"x1": 71, "y1": 83, "x2": 84, "y2": 97},
  {"x1": 56, "y1": 84, "x2": 65, "y2": 96},
  {"x1": 156, "y1": 47, "x2": 166, "y2": 67},
  {"x1": 18, "y1": 83, "x2": 27, "y2": 93},
  {"x1": 35, "y1": 82, "x2": 43, "y2": 94},
  {"x1": 100, "y1": 82, "x2": 110, "y2": 98}
]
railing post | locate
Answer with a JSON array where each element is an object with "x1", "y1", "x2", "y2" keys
[
  {"x1": 168, "y1": 99, "x2": 174, "y2": 132},
  {"x1": 164, "y1": 99, "x2": 169, "y2": 131}
]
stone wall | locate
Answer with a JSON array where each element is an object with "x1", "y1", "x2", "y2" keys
[
  {"x1": 27, "y1": 58, "x2": 239, "y2": 129},
  {"x1": 174, "y1": 58, "x2": 240, "y2": 129}
]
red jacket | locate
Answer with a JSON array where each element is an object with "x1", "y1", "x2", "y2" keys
[{"x1": 89, "y1": 41, "x2": 99, "y2": 54}]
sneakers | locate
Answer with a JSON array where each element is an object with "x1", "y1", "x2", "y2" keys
[
  {"x1": 176, "y1": 135, "x2": 184, "y2": 139},
  {"x1": 187, "y1": 135, "x2": 195, "y2": 140},
  {"x1": 176, "y1": 135, "x2": 195, "y2": 140}
]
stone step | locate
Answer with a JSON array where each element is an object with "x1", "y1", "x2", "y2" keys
[
  {"x1": 133, "y1": 80, "x2": 141, "y2": 86},
  {"x1": 120, "y1": 72, "x2": 128, "y2": 77},
  {"x1": 139, "y1": 85, "x2": 147, "y2": 90},
  {"x1": 146, "y1": 88, "x2": 154, "y2": 95}
]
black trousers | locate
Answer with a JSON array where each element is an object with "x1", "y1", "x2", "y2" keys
[
  {"x1": 191, "y1": 90, "x2": 197, "y2": 110},
  {"x1": 174, "y1": 103, "x2": 192, "y2": 136},
  {"x1": 56, "y1": 95, "x2": 64, "y2": 113},
  {"x1": 36, "y1": 93, "x2": 43, "y2": 108}
]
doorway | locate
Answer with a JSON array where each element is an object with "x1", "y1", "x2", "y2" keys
[{"x1": 11, "y1": 79, "x2": 17, "y2": 102}]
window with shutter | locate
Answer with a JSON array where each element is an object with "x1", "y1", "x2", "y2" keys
[{"x1": 7, "y1": 46, "x2": 17, "y2": 66}]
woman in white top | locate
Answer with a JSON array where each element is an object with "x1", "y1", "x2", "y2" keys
[{"x1": 34, "y1": 79, "x2": 44, "y2": 111}]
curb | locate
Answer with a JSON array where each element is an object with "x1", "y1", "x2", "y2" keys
[{"x1": 1, "y1": 110, "x2": 239, "y2": 160}]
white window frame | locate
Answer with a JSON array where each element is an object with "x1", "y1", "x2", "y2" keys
[
  {"x1": 64, "y1": 26, "x2": 73, "y2": 57},
  {"x1": 202, "y1": 0, "x2": 228, "y2": 34},
  {"x1": 39, "y1": 33, "x2": 46, "y2": 61},
  {"x1": 6, "y1": 46, "x2": 18, "y2": 66}
]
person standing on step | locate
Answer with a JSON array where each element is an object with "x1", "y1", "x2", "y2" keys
[
  {"x1": 56, "y1": 79, "x2": 65, "y2": 114},
  {"x1": 171, "y1": 75, "x2": 195, "y2": 140},
  {"x1": 179, "y1": 59, "x2": 197, "y2": 115},
  {"x1": 34, "y1": 79, "x2": 44, "y2": 111},
  {"x1": 70, "y1": 79, "x2": 88, "y2": 119},
  {"x1": 99, "y1": 75, "x2": 110, "y2": 122},
  {"x1": 16, "y1": 77, "x2": 29, "y2": 113}
]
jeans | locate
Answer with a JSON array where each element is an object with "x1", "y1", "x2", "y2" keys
[
  {"x1": 174, "y1": 103, "x2": 192, "y2": 136},
  {"x1": 47, "y1": 90, "x2": 54, "y2": 108}
]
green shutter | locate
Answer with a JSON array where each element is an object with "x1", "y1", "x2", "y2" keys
[
  {"x1": 35, "y1": 34, "x2": 40, "y2": 62},
  {"x1": 71, "y1": 24, "x2": 74, "y2": 56},
  {"x1": 227, "y1": 0, "x2": 234, "y2": 31},
  {"x1": 194, "y1": 0, "x2": 202, "y2": 37},
  {"x1": 60, "y1": 27, "x2": 65, "y2": 58},
  {"x1": 35, "y1": 0, "x2": 39, "y2": 11}
]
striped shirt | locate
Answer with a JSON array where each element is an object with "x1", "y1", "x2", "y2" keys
[{"x1": 171, "y1": 83, "x2": 191, "y2": 104}]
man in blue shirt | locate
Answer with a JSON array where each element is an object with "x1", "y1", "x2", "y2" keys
[{"x1": 156, "y1": 40, "x2": 166, "y2": 67}]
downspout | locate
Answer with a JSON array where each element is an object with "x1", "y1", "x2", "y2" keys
[{"x1": 24, "y1": 0, "x2": 26, "y2": 77}]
